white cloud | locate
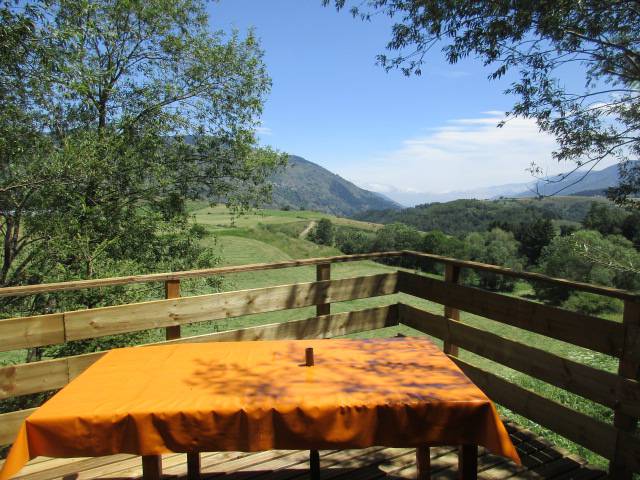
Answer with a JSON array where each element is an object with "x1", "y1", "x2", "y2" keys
[
  {"x1": 336, "y1": 111, "x2": 578, "y2": 194},
  {"x1": 255, "y1": 126, "x2": 272, "y2": 136}
]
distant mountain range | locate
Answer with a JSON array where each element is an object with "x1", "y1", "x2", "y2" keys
[
  {"x1": 379, "y1": 162, "x2": 628, "y2": 206},
  {"x1": 267, "y1": 155, "x2": 402, "y2": 216}
]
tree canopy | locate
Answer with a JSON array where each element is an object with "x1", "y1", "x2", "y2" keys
[
  {"x1": 325, "y1": 0, "x2": 640, "y2": 204},
  {"x1": 0, "y1": 0, "x2": 285, "y2": 315}
]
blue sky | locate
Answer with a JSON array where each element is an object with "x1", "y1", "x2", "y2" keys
[{"x1": 209, "y1": 1, "x2": 617, "y2": 202}]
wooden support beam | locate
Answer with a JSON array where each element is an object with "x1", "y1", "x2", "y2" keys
[
  {"x1": 458, "y1": 445, "x2": 477, "y2": 480},
  {"x1": 316, "y1": 263, "x2": 330, "y2": 316},
  {"x1": 141, "y1": 455, "x2": 162, "y2": 480},
  {"x1": 443, "y1": 264, "x2": 461, "y2": 356},
  {"x1": 310, "y1": 449, "x2": 320, "y2": 480},
  {"x1": 187, "y1": 452, "x2": 200, "y2": 480},
  {"x1": 416, "y1": 446, "x2": 431, "y2": 480},
  {"x1": 164, "y1": 279, "x2": 181, "y2": 340},
  {"x1": 611, "y1": 299, "x2": 640, "y2": 478}
]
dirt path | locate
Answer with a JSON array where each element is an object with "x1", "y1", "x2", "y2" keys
[{"x1": 299, "y1": 220, "x2": 317, "y2": 238}]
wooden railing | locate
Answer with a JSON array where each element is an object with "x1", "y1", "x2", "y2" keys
[{"x1": 0, "y1": 250, "x2": 639, "y2": 477}]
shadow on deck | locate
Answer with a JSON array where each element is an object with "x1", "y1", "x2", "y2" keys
[{"x1": 5, "y1": 423, "x2": 606, "y2": 480}]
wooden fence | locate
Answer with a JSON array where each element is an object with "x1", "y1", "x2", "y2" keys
[{"x1": 0, "y1": 250, "x2": 639, "y2": 477}]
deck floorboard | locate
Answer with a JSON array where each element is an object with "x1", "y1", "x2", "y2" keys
[{"x1": 0, "y1": 423, "x2": 606, "y2": 480}]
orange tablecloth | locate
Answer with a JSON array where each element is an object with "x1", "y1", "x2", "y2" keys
[{"x1": 0, "y1": 337, "x2": 519, "y2": 479}]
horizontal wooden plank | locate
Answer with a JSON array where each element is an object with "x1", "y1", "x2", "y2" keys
[
  {"x1": 399, "y1": 304, "x2": 640, "y2": 417},
  {"x1": 0, "y1": 358, "x2": 69, "y2": 400},
  {"x1": 3, "y1": 305, "x2": 398, "y2": 399},
  {"x1": 398, "y1": 270, "x2": 624, "y2": 357},
  {"x1": 0, "y1": 314, "x2": 65, "y2": 353},
  {"x1": 64, "y1": 273, "x2": 398, "y2": 341},
  {"x1": 450, "y1": 356, "x2": 618, "y2": 461},
  {"x1": 0, "y1": 252, "x2": 403, "y2": 298},
  {"x1": 0, "y1": 408, "x2": 36, "y2": 446},
  {"x1": 404, "y1": 250, "x2": 639, "y2": 302}
]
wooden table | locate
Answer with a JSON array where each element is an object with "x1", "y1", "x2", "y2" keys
[{"x1": 0, "y1": 338, "x2": 519, "y2": 480}]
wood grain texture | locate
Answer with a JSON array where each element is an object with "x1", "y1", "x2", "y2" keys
[
  {"x1": 0, "y1": 252, "x2": 403, "y2": 298},
  {"x1": 316, "y1": 263, "x2": 331, "y2": 317},
  {"x1": 0, "y1": 314, "x2": 64, "y2": 353},
  {"x1": 399, "y1": 304, "x2": 640, "y2": 417},
  {"x1": 63, "y1": 273, "x2": 398, "y2": 341},
  {"x1": 442, "y1": 264, "x2": 461, "y2": 356},
  {"x1": 0, "y1": 408, "x2": 36, "y2": 446},
  {"x1": 450, "y1": 356, "x2": 617, "y2": 461},
  {"x1": 611, "y1": 299, "x2": 640, "y2": 477},
  {"x1": 398, "y1": 271, "x2": 624, "y2": 357},
  {"x1": 164, "y1": 279, "x2": 181, "y2": 341}
]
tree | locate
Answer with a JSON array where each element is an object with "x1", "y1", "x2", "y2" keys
[
  {"x1": 420, "y1": 230, "x2": 463, "y2": 273},
  {"x1": 311, "y1": 218, "x2": 335, "y2": 245},
  {"x1": 0, "y1": 0, "x2": 286, "y2": 317},
  {"x1": 461, "y1": 228, "x2": 525, "y2": 291},
  {"x1": 535, "y1": 230, "x2": 640, "y2": 305},
  {"x1": 372, "y1": 222, "x2": 423, "y2": 251},
  {"x1": 335, "y1": 229, "x2": 372, "y2": 254},
  {"x1": 583, "y1": 202, "x2": 627, "y2": 235},
  {"x1": 514, "y1": 218, "x2": 556, "y2": 266},
  {"x1": 325, "y1": 1, "x2": 640, "y2": 204},
  {"x1": 622, "y1": 211, "x2": 640, "y2": 247}
]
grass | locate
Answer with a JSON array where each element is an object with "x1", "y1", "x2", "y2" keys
[{"x1": 1, "y1": 204, "x2": 624, "y2": 470}]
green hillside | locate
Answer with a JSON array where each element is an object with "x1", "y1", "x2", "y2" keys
[
  {"x1": 266, "y1": 155, "x2": 401, "y2": 216},
  {"x1": 356, "y1": 196, "x2": 617, "y2": 235}
]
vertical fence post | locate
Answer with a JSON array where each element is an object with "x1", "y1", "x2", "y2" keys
[
  {"x1": 611, "y1": 299, "x2": 640, "y2": 478},
  {"x1": 165, "y1": 279, "x2": 181, "y2": 340},
  {"x1": 442, "y1": 264, "x2": 461, "y2": 356},
  {"x1": 316, "y1": 263, "x2": 331, "y2": 317}
]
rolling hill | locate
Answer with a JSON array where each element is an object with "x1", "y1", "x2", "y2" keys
[{"x1": 267, "y1": 155, "x2": 401, "y2": 216}]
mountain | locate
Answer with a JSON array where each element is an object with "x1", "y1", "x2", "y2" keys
[
  {"x1": 513, "y1": 162, "x2": 626, "y2": 198},
  {"x1": 381, "y1": 162, "x2": 627, "y2": 206},
  {"x1": 381, "y1": 182, "x2": 533, "y2": 206},
  {"x1": 268, "y1": 155, "x2": 402, "y2": 216},
  {"x1": 355, "y1": 196, "x2": 615, "y2": 236}
]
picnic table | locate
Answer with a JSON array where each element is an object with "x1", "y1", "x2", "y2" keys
[{"x1": 0, "y1": 337, "x2": 520, "y2": 480}]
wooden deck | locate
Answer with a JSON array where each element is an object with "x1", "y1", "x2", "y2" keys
[{"x1": 2, "y1": 423, "x2": 606, "y2": 480}]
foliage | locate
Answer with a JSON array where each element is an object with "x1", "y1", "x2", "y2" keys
[
  {"x1": 583, "y1": 202, "x2": 628, "y2": 236},
  {"x1": 622, "y1": 211, "x2": 640, "y2": 247},
  {"x1": 356, "y1": 198, "x2": 601, "y2": 236},
  {"x1": 461, "y1": 229, "x2": 525, "y2": 291},
  {"x1": 0, "y1": 0, "x2": 286, "y2": 320},
  {"x1": 420, "y1": 230, "x2": 463, "y2": 273},
  {"x1": 310, "y1": 218, "x2": 335, "y2": 245},
  {"x1": 371, "y1": 222, "x2": 422, "y2": 251},
  {"x1": 491, "y1": 218, "x2": 557, "y2": 266},
  {"x1": 334, "y1": 228, "x2": 373, "y2": 254},
  {"x1": 562, "y1": 291, "x2": 622, "y2": 315},
  {"x1": 326, "y1": 0, "x2": 640, "y2": 204},
  {"x1": 535, "y1": 230, "x2": 640, "y2": 304}
]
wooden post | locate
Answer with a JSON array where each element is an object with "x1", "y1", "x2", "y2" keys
[
  {"x1": 610, "y1": 299, "x2": 640, "y2": 478},
  {"x1": 142, "y1": 455, "x2": 162, "y2": 480},
  {"x1": 443, "y1": 264, "x2": 461, "y2": 355},
  {"x1": 316, "y1": 263, "x2": 331, "y2": 316},
  {"x1": 305, "y1": 347, "x2": 315, "y2": 366},
  {"x1": 416, "y1": 446, "x2": 431, "y2": 480},
  {"x1": 165, "y1": 279, "x2": 181, "y2": 340},
  {"x1": 310, "y1": 449, "x2": 320, "y2": 480},
  {"x1": 458, "y1": 445, "x2": 477, "y2": 480},
  {"x1": 187, "y1": 452, "x2": 201, "y2": 480}
]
